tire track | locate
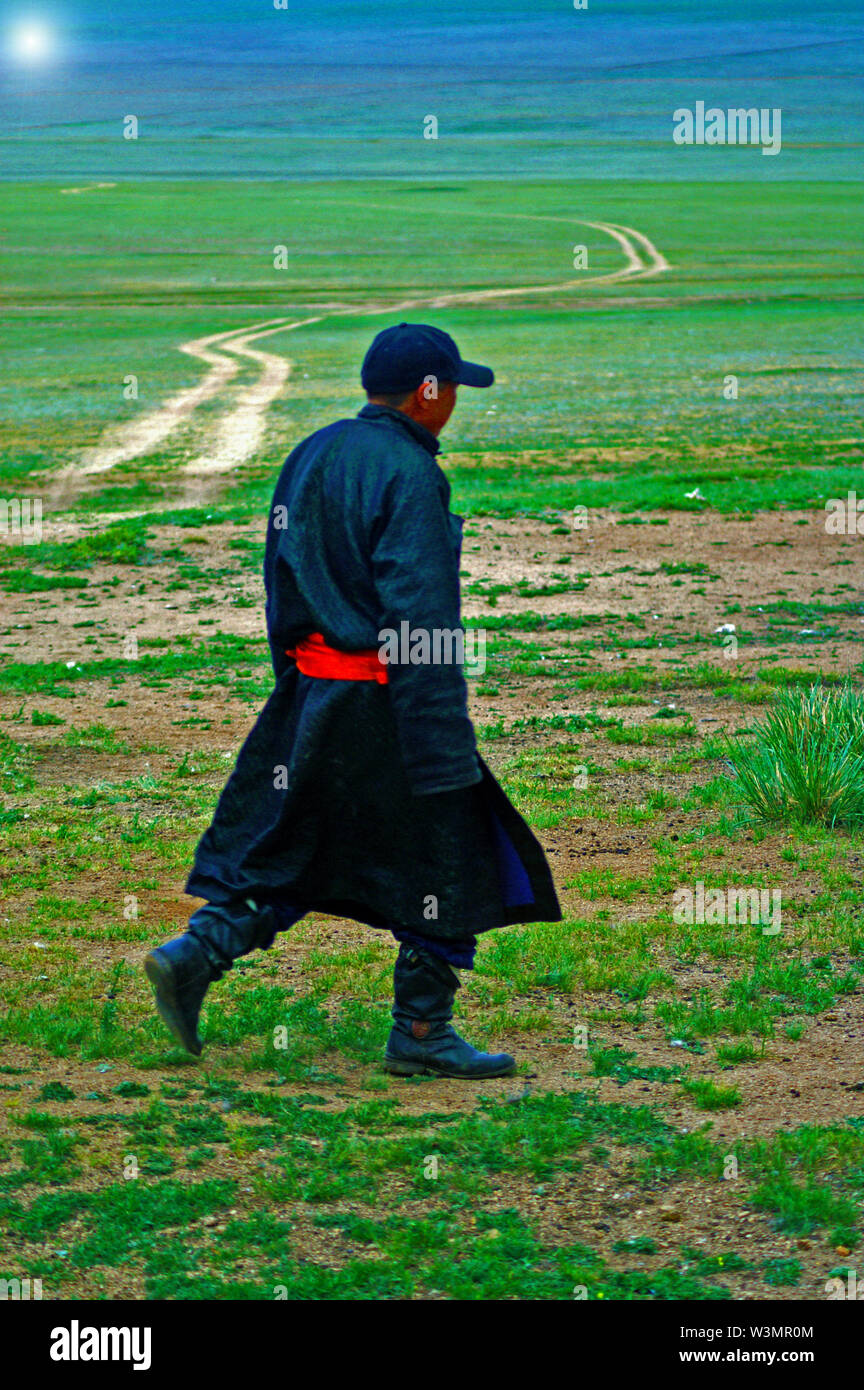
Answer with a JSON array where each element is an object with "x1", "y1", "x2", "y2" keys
[
  {"x1": 75, "y1": 322, "x2": 275, "y2": 475},
  {"x1": 180, "y1": 316, "x2": 322, "y2": 475},
  {"x1": 76, "y1": 220, "x2": 669, "y2": 478}
]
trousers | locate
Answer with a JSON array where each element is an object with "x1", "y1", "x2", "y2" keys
[{"x1": 238, "y1": 898, "x2": 478, "y2": 970}]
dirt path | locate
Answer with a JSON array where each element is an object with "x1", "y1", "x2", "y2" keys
[
  {"x1": 74, "y1": 220, "x2": 669, "y2": 478},
  {"x1": 180, "y1": 316, "x2": 322, "y2": 475},
  {"x1": 74, "y1": 323, "x2": 262, "y2": 474},
  {"x1": 424, "y1": 219, "x2": 669, "y2": 304}
]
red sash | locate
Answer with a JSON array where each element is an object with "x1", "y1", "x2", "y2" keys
[{"x1": 286, "y1": 631, "x2": 389, "y2": 684}]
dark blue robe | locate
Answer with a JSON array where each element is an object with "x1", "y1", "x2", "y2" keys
[{"x1": 186, "y1": 404, "x2": 561, "y2": 939}]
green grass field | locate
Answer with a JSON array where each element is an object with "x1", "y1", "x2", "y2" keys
[
  {"x1": 3, "y1": 179, "x2": 863, "y2": 497},
  {"x1": 1, "y1": 176, "x2": 863, "y2": 1300}
]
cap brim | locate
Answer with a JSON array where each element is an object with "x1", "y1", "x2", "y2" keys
[{"x1": 455, "y1": 360, "x2": 494, "y2": 388}]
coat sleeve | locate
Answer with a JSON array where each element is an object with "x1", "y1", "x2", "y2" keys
[
  {"x1": 263, "y1": 531, "x2": 294, "y2": 682},
  {"x1": 370, "y1": 460, "x2": 481, "y2": 796}
]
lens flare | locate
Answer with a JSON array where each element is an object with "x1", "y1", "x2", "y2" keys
[{"x1": 9, "y1": 19, "x2": 55, "y2": 63}]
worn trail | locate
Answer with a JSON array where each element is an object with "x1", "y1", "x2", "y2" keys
[{"x1": 75, "y1": 221, "x2": 670, "y2": 478}]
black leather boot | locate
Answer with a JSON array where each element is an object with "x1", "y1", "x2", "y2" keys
[
  {"x1": 144, "y1": 899, "x2": 277, "y2": 1056},
  {"x1": 384, "y1": 943, "x2": 516, "y2": 1079}
]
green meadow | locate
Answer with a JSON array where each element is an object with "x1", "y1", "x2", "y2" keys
[
  {"x1": 0, "y1": 176, "x2": 863, "y2": 1300},
  {"x1": 2, "y1": 179, "x2": 862, "y2": 504}
]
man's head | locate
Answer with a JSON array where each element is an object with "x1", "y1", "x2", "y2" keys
[{"x1": 361, "y1": 323, "x2": 494, "y2": 438}]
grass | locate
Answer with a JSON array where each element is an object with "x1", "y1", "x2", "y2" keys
[
  {"x1": 1, "y1": 178, "x2": 863, "y2": 504},
  {"x1": 1, "y1": 172, "x2": 863, "y2": 1300},
  {"x1": 2, "y1": 1069, "x2": 862, "y2": 1297},
  {"x1": 2, "y1": 652, "x2": 863, "y2": 1297},
  {"x1": 727, "y1": 683, "x2": 864, "y2": 828}
]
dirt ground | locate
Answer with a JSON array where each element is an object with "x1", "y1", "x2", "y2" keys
[{"x1": 1, "y1": 506, "x2": 862, "y2": 1299}]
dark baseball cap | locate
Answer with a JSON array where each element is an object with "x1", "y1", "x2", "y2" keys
[{"x1": 361, "y1": 322, "x2": 494, "y2": 395}]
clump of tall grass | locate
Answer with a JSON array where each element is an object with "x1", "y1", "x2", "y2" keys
[{"x1": 725, "y1": 682, "x2": 864, "y2": 828}]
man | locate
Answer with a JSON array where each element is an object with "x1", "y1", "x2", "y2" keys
[{"x1": 145, "y1": 323, "x2": 561, "y2": 1078}]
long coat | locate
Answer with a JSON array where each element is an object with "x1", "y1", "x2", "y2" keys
[{"x1": 186, "y1": 404, "x2": 561, "y2": 940}]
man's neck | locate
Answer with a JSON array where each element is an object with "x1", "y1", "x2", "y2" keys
[
  {"x1": 366, "y1": 398, "x2": 442, "y2": 439},
  {"x1": 358, "y1": 402, "x2": 441, "y2": 455}
]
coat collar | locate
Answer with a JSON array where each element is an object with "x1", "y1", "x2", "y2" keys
[{"x1": 357, "y1": 403, "x2": 441, "y2": 457}]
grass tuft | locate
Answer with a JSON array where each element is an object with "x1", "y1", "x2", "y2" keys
[{"x1": 726, "y1": 682, "x2": 864, "y2": 828}]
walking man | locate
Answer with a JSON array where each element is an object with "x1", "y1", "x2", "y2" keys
[{"x1": 145, "y1": 323, "x2": 561, "y2": 1078}]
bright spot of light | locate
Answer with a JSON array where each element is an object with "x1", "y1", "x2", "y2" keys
[{"x1": 8, "y1": 19, "x2": 56, "y2": 64}]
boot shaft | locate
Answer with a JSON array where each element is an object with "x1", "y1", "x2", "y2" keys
[
  {"x1": 386, "y1": 944, "x2": 516, "y2": 1078},
  {"x1": 187, "y1": 898, "x2": 278, "y2": 976},
  {"x1": 391, "y1": 943, "x2": 460, "y2": 1030}
]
